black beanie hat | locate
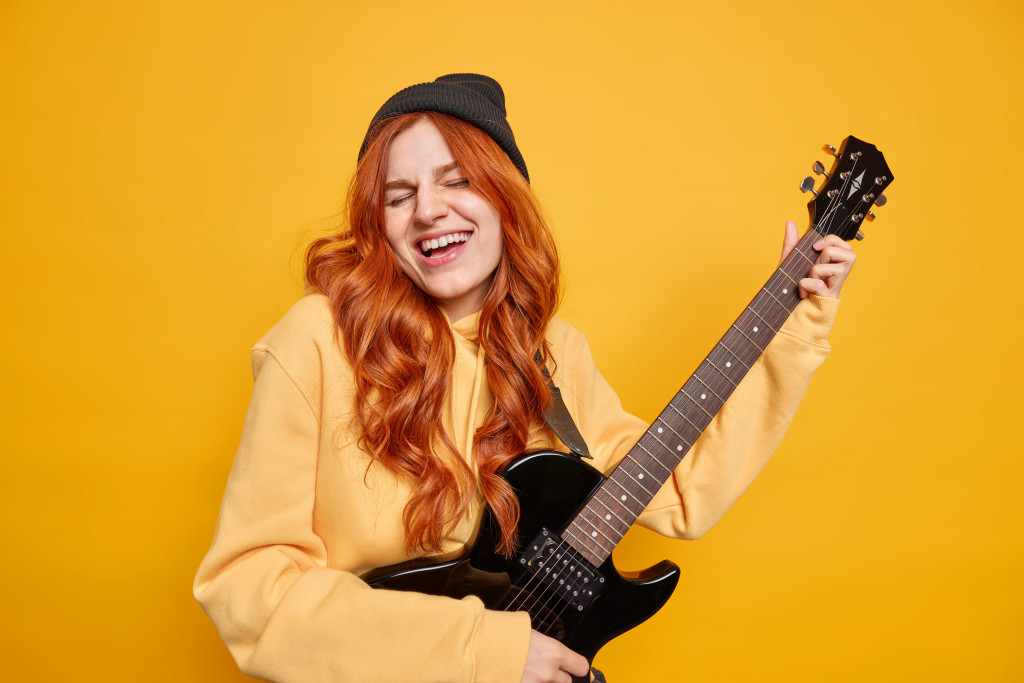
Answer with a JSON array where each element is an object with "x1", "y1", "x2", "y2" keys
[{"x1": 358, "y1": 73, "x2": 529, "y2": 182}]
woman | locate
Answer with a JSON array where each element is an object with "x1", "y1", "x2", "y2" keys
[{"x1": 195, "y1": 74, "x2": 854, "y2": 683}]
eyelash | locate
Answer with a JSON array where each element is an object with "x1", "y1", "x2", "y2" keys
[
  {"x1": 386, "y1": 195, "x2": 412, "y2": 208},
  {"x1": 386, "y1": 179, "x2": 469, "y2": 208}
]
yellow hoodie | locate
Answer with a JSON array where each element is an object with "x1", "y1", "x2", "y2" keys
[{"x1": 195, "y1": 292, "x2": 838, "y2": 682}]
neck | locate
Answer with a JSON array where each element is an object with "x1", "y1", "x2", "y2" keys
[{"x1": 561, "y1": 228, "x2": 825, "y2": 566}]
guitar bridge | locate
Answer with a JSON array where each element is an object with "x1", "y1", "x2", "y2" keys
[{"x1": 519, "y1": 528, "x2": 605, "y2": 612}]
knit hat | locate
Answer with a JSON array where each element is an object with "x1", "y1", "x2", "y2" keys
[{"x1": 358, "y1": 73, "x2": 529, "y2": 182}]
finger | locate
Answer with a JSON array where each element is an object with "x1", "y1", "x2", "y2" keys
[
  {"x1": 812, "y1": 235, "x2": 853, "y2": 254},
  {"x1": 808, "y1": 263, "x2": 847, "y2": 281},
  {"x1": 798, "y1": 277, "x2": 829, "y2": 299},
  {"x1": 779, "y1": 219, "x2": 799, "y2": 264},
  {"x1": 562, "y1": 649, "x2": 591, "y2": 678},
  {"x1": 816, "y1": 245, "x2": 857, "y2": 266}
]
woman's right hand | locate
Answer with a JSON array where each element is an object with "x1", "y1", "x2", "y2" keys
[{"x1": 521, "y1": 630, "x2": 590, "y2": 683}]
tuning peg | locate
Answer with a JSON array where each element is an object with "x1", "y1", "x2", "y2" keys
[
  {"x1": 855, "y1": 231, "x2": 865, "y2": 241},
  {"x1": 865, "y1": 211, "x2": 876, "y2": 222},
  {"x1": 874, "y1": 193, "x2": 888, "y2": 207},
  {"x1": 800, "y1": 177, "x2": 818, "y2": 196},
  {"x1": 823, "y1": 144, "x2": 839, "y2": 158},
  {"x1": 813, "y1": 160, "x2": 830, "y2": 178}
]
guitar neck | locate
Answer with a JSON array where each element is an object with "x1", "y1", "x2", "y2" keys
[{"x1": 562, "y1": 227, "x2": 825, "y2": 566}]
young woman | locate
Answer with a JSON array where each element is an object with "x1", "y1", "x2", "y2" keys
[{"x1": 195, "y1": 73, "x2": 855, "y2": 683}]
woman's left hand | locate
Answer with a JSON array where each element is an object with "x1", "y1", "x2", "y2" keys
[{"x1": 779, "y1": 219, "x2": 857, "y2": 299}]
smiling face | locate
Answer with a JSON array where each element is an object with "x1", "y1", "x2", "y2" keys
[{"x1": 382, "y1": 117, "x2": 504, "y2": 322}]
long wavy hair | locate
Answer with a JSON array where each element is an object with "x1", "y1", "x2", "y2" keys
[{"x1": 306, "y1": 111, "x2": 561, "y2": 557}]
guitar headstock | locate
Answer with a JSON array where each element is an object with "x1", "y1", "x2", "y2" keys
[{"x1": 801, "y1": 135, "x2": 893, "y2": 241}]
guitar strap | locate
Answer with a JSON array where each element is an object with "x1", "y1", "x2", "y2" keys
[{"x1": 535, "y1": 351, "x2": 592, "y2": 460}]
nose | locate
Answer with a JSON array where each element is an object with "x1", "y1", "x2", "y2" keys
[{"x1": 413, "y1": 187, "x2": 448, "y2": 225}]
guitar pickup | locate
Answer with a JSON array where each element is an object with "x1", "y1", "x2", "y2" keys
[{"x1": 519, "y1": 528, "x2": 605, "y2": 611}]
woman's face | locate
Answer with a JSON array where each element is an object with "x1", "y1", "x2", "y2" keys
[{"x1": 383, "y1": 118, "x2": 504, "y2": 322}]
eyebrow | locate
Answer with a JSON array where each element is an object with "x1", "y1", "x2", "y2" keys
[{"x1": 384, "y1": 161, "x2": 461, "y2": 192}]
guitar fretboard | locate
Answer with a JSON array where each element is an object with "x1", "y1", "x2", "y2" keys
[{"x1": 562, "y1": 228, "x2": 826, "y2": 566}]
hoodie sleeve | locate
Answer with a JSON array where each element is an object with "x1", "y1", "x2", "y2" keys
[
  {"x1": 193, "y1": 298, "x2": 531, "y2": 683},
  {"x1": 563, "y1": 295, "x2": 840, "y2": 538}
]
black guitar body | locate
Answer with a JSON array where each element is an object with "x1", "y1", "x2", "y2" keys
[{"x1": 368, "y1": 450, "x2": 680, "y2": 682}]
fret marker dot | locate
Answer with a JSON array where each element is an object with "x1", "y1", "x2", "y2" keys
[
  {"x1": 657, "y1": 427, "x2": 663, "y2": 434},
  {"x1": 591, "y1": 531, "x2": 597, "y2": 537},
  {"x1": 605, "y1": 513, "x2": 611, "y2": 520},
  {"x1": 726, "y1": 362, "x2": 732, "y2": 368},
  {"x1": 677, "y1": 445, "x2": 683, "y2": 451},
  {"x1": 753, "y1": 326, "x2": 759, "y2": 332},
  {"x1": 621, "y1": 495, "x2": 627, "y2": 501},
  {"x1": 638, "y1": 473, "x2": 644, "y2": 480},
  {"x1": 783, "y1": 288, "x2": 788, "y2": 294},
  {"x1": 701, "y1": 393, "x2": 706, "y2": 399}
]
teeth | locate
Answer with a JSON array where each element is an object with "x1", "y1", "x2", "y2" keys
[{"x1": 420, "y1": 232, "x2": 468, "y2": 254}]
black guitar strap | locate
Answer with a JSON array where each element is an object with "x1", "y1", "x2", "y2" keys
[{"x1": 535, "y1": 351, "x2": 592, "y2": 460}]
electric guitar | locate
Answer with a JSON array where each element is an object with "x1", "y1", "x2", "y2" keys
[{"x1": 367, "y1": 136, "x2": 894, "y2": 682}]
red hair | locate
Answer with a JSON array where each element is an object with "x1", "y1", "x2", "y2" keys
[{"x1": 306, "y1": 112, "x2": 561, "y2": 557}]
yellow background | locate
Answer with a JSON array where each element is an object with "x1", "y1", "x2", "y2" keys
[{"x1": 2, "y1": 0, "x2": 1021, "y2": 680}]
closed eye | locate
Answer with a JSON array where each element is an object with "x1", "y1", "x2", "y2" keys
[
  {"x1": 386, "y1": 178, "x2": 467, "y2": 208},
  {"x1": 386, "y1": 193, "x2": 414, "y2": 208}
]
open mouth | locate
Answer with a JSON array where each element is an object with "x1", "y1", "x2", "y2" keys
[{"x1": 418, "y1": 231, "x2": 469, "y2": 258}]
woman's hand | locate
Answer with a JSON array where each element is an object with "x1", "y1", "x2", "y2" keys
[
  {"x1": 521, "y1": 630, "x2": 590, "y2": 683},
  {"x1": 779, "y1": 219, "x2": 857, "y2": 299}
]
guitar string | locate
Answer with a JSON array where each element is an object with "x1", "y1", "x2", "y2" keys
[
  {"x1": 535, "y1": 536, "x2": 608, "y2": 629},
  {"x1": 503, "y1": 532, "x2": 599, "y2": 618},
  {"x1": 500, "y1": 231, "x2": 842, "y2": 630},
  {"x1": 513, "y1": 212, "x2": 862, "y2": 629},
  {"x1": 506, "y1": 251, "x2": 849, "y2": 634},
  {"x1": 499, "y1": 537, "x2": 593, "y2": 635},
  {"x1": 505, "y1": 519, "x2": 626, "y2": 630},
  {"x1": 501, "y1": 445, "x2": 695, "y2": 630},
  {"x1": 498, "y1": 529, "x2": 584, "y2": 620},
  {"x1": 502, "y1": 540, "x2": 574, "y2": 622},
  {"x1": 488, "y1": 236, "x2": 833, "y2": 622},
  {"x1": 496, "y1": 555, "x2": 563, "y2": 632},
  {"x1": 496, "y1": 154, "x2": 879, "y2": 633},
  {"x1": 578, "y1": 231, "x2": 817, "y2": 546},
  {"x1": 507, "y1": 451, "x2": 672, "y2": 613},
  {"x1": 601, "y1": 220, "x2": 836, "y2": 521}
]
